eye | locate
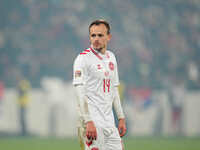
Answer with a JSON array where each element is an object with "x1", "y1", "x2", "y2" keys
[
  {"x1": 98, "y1": 34, "x2": 103, "y2": 37},
  {"x1": 91, "y1": 34, "x2": 96, "y2": 37}
]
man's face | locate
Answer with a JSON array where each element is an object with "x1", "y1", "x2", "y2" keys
[{"x1": 89, "y1": 24, "x2": 111, "y2": 52}]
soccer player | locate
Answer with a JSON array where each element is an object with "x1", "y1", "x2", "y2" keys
[{"x1": 73, "y1": 19, "x2": 126, "y2": 150}]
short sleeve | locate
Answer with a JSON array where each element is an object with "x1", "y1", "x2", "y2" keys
[{"x1": 73, "y1": 55, "x2": 87, "y2": 85}]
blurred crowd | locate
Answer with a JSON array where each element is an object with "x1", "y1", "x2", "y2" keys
[{"x1": 0, "y1": 0, "x2": 200, "y2": 89}]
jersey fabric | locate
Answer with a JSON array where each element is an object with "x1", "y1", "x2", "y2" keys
[{"x1": 73, "y1": 47, "x2": 120, "y2": 128}]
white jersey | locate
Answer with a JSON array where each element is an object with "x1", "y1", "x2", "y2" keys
[{"x1": 73, "y1": 47, "x2": 120, "y2": 128}]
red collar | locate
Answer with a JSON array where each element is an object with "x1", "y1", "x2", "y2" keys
[{"x1": 90, "y1": 47, "x2": 103, "y2": 60}]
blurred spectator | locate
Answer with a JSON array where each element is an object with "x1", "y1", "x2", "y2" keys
[
  {"x1": 167, "y1": 75, "x2": 186, "y2": 135},
  {"x1": 0, "y1": 0, "x2": 199, "y2": 89},
  {"x1": 17, "y1": 78, "x2": 31, "y2": 136}
]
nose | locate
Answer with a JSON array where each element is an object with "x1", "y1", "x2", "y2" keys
[
  {"x1": 94, "y1": 36, "x2": 99, "y2": 41},
  {"x1": 94, "y1": 38, "x2": 99, "y2": 43}
]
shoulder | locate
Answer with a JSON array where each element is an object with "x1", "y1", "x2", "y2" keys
[
  {"x1": 107, "y1": 50, "x2": 116, "y2": 56},
  {"x1": 107, "y1": 50, "x2": 117, "y2": 60},
  {"x1": 74, "y1": 48, "x2": 91, "y2": 64},
  {"x1": 79, "y1": 48, "x2": 91, "y2": 56}
]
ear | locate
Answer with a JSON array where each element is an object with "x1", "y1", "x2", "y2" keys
[{"x1": 108, "y1": 34, "x2": 112, "y2": 41}]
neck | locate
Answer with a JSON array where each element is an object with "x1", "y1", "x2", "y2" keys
[
  {"x1": 100, "y1": 48, "x2": 106, "y2": 54},
  {"x1": 92, "y1": 46, "x2": 106, "y2": 55}
]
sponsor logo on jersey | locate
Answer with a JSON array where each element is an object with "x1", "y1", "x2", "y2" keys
[{"x1": 106, "y1": 52, "x2": 110, "y2": 58}]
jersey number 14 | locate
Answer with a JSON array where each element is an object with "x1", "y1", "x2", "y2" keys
[{"x1": 103, "y1": 79, "x2": 110, "y2": 93}]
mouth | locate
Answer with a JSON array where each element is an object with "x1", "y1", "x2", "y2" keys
[{"x1": 93, "y1": 43, "x2": 102, "y2": 51}]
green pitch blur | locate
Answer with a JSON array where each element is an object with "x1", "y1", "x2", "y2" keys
[{"x1": 0, "y1": 137, "x2": 200, "y2": 150}]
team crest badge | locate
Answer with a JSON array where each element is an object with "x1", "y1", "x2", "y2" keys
[{"x1": 109, "y1": 62, "x2": 114, "y2": 71}]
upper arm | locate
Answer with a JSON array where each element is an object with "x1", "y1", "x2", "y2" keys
[
  {"x1": 113, "y1": 54, "x2": 120, "y2": 86},
  {"x1": 73, "y1": 55, "x2": 87, "y2": 86}
]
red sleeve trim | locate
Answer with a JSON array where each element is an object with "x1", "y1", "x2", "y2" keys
[
  {"x1": 84, "y1": 49, "x2": 90, "y2": 52},
  {"x1": 80, "y1": 52, "x2": 87, "y2": 55}
]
